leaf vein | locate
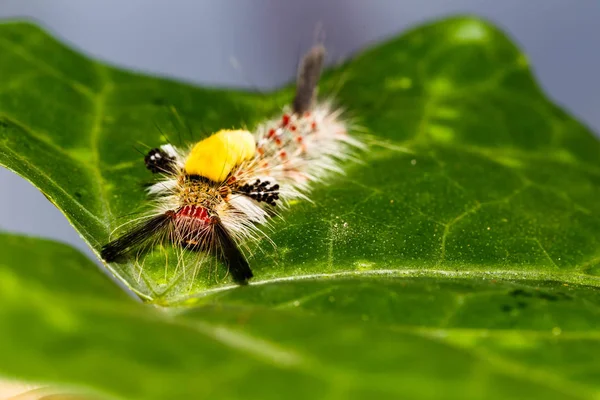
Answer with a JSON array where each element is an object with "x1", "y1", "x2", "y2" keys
[
  {"x1": 0, "y1": 36, "x2": 95, "y2": 100},
  {"x1": 89, "y1": 68, "x2": 114, "y2": 226}
]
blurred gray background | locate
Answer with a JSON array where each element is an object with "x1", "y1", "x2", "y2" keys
[{"x1": 1, "y1": 0, "x2": 599, "y2": 259}]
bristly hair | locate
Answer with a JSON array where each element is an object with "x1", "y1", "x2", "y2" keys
[
  {"x1": 101, "y1": 44, "x2": 363, "y2": 290},
  {"x1": 293, "y1": 45, "x2": 325, "y2": 115},
  {"x1": 144, "y1": 147, "x2": 178, "y2": 174},
  {"x1": 213, "y1": 222, "x2": 253, "y2": 284},
  {"x1": 101, "y1": 213, "x2": 174, "y2": 262}
]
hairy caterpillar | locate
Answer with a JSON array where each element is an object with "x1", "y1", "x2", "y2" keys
[{"x1": 101, "y1": 46, "x2": 363, "y2": 285}]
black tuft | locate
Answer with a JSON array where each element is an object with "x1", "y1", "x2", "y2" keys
[
  {"x1": 214, "y1": 223, "x2": 253, "y2": 285},
  {"x1": 238, "y1": 179, "x2": 279, "y2": 206},
  {"x1": 293, "y1": 45, "x2": 325, "y2": 115},
  {"x1": 144, "y1": 148, "x2": 176, "y2": 174},
  {"x1": 101, "y1": 213, "x2": 174, "y2": 262}
]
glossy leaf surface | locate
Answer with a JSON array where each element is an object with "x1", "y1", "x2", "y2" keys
[{"x1": 1, "y1": 16, "x2": 600, "y2": 399}]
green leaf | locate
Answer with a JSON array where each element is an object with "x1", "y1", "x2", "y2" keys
[
  {"x1": 1, "y1": 233, "x2": 600, "y2": 399},
  {"x1": 1, "y1": 18, "x2": 600, "y2": 302},
  {"x1": 2, "y1": 15, "x2": 600, "y2": 399}
]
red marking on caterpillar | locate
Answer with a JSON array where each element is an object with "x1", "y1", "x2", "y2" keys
[{"x1": 177, "y1": 205, "x2": 210, "y2": 223}]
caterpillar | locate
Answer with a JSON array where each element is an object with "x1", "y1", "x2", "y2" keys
[{"x1": 100, "y1": 45, "x2": 363, "y2": 285}]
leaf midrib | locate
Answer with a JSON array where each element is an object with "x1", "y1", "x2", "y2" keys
[{"x1": 173, "y1": 268, "x2": 600, "y2": 304}]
